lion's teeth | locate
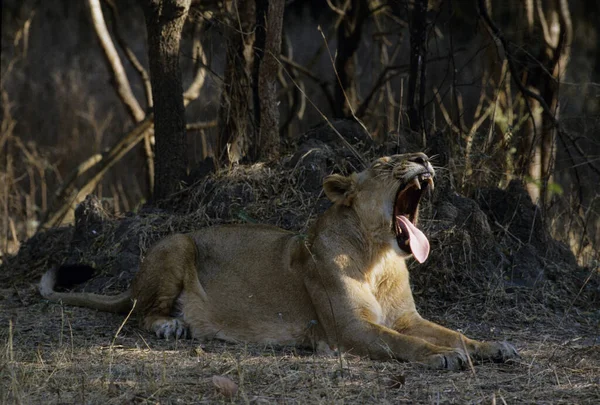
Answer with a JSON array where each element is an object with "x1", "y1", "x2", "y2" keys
[
  {"x1": 412, "y1": 178, "x2": 421, "y2": 190},
  {"x1": 426, "y1": 177, "x2": 434, "y2": 191}
]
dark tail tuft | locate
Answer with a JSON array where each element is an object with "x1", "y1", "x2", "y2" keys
[{"x1": 54, "y1": 264, "x2": 96, "y2": 287}]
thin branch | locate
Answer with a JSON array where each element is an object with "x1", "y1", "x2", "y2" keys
[
  {"x1": 183, "y1": 21, "x2": 208, "y2": 103},
  {"x1": 104, "y1": 0, "x2": 153, "y2": 108},
  {"x1": 280, "y1": 55, "x2": 326, "y2": 85},
  {"x1": 186, "y1": 120, "x2": 218, "y2": 131},
  {"x1": 40, "y1": 153, "x2": 103, "y2": 227},
  {"x1": 535, "y1": 0, "x2": 555, "y2": 48},
  {"x1": 40, "y1": 116, "x2": 154, "y2": 229},
  {"x1": 87, "y1": 0, "x2": 145, "y2": 122},
  {"x1": 326, "y1": 0, "x2": 349, "y2": 16},
  {"x1": 279, "y1": 55, "x2": 337, "y2": 116},
  {"x1": 88, "y1": 0, "x2": 155, "y2": 192},
  {"x1": 355, "y1": 52, "x2": 464, "y2": 118},
  {"x1": 433, "y1": 87, "x2": 460, "y2": 134}
]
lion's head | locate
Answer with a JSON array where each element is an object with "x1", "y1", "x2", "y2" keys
[{"x1": 323, "y1": 153, "x2": 434, "y2": 263}]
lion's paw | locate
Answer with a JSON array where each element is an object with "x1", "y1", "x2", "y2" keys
[
  {"x1": 422, "y1": 348, "x2": 468, "y2": 370},
  {"x1": 475, "y1": 341, "x2": 519, "y2": 363},
  {"x1": 153, "y1": 318, "x2": 190, "y2": 340}
]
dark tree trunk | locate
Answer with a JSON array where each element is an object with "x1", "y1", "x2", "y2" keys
[
  {"x1": 141, "y1": 0, "x2": 191, "y2": 200},
  {"x1": 254, "y1": 0, "x2": 284, "y2": 160},
  {"x1": 333, "y1": 0, "x2": 368, "y2": 118},
  {"x1": 407, "y1": 0, "x2": 428, "y2": 134}
]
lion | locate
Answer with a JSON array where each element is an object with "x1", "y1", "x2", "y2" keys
[{"x1": 40, "y1": 153, "x2": 518, "y2": 369}]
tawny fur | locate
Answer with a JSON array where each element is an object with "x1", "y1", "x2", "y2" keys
[{"x1": 39, "y1": 153, "x2": 518, "y2": 370}]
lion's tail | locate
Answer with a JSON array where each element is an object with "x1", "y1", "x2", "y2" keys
[{"x1": 39, "y1": 266, "x2": 133, "y2": 314}]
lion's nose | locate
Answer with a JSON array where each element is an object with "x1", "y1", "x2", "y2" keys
[{"x1": 409, "y1": 153, "x2": 429, "y2": 165}]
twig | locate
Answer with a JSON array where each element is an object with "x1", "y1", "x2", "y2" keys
[{"x1": 108, "y1": 299, "x2": 137, "y2": 379}]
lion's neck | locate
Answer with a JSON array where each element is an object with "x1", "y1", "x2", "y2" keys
[{"x1": 308, "y1": 205, "x2": 403, "y2": 278}]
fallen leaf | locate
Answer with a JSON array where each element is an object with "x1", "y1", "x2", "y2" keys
[{"x1": 212, "y1": 375, "x2": 238, "y2": 398}]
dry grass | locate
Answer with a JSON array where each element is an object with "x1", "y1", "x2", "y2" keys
[{"x1": 1, "y1": 286, "x2": 598, "y2": 404}]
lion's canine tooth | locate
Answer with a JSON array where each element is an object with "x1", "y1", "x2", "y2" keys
[
  {"x1": 426, "y1": 177, "x2": 434, "y2": 191},
  {"x1": 411, "y1": 177, "x2": 421, "y2": 190}
]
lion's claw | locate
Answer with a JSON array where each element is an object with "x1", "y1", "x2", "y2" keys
[
  {"x1": 475, "y1": 341, "x2": 519, "y2": 363},
  {"x1": 153, "y1": 319, "x2": 190, "y2": 340},
  {"x1": 424, "y1": 348, "x2": 468, "y2": 370}
]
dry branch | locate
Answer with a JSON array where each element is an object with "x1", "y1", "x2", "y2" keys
[
  {"x1": 104, "y1": 0, "x2": 153, "y2": 108},
  {"x1": 183, "y1": 21, "x2": 208, "y2": 103},
  {"x1": 40, "y1": 116, "x2": 155, "y2": 228},
  {"x1": 88, "y1": 0, "x2": 154, "y2": 193},
  {"x1": 187, "y1": 120, "x2": 218, "y2": 131},
  {"x1": 87, "y1": 0, "x2": 145, "y2": 122}
]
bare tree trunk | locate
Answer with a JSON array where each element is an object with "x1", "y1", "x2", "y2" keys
[
  {"x1": 217, "y1": 0, "x2": 256, "y2": 166},
  {"x1": 407, "y1": 0, "x2": 428, "y2": 134},
  {"x1": 333, "y1": 0, "x2": 368, "y2": 118},
  {"x1": 254, "y1": 0, "x2": 284, "y2": 161},
  {"x1": 140, "y1": 0, "x2": 191, "y2": 200}
]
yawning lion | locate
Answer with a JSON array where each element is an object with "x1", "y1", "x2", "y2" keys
[{"x1": 40, "y1": 153, "x2": 518, "y2": 369}]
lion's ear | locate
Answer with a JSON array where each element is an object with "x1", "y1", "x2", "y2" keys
[{"x1": 323, "y1": 174, "x2": 357, "y2": 206}]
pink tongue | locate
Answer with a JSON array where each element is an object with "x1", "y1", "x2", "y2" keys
[{"x1": 397, "y1": 215, "x2": 430, "y2": 263}]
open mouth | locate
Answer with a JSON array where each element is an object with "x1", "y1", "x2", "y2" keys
[{"x1": 393, "y1": 172, "x2": 433, "y2": 263}]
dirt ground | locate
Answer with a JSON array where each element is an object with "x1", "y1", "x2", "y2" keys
[
  {"x1": 1, "y1": 284, "x2": 598, "y2": 404},
  {"x1": 1, "y1": 126, "x2": 599, "y2": 404}
]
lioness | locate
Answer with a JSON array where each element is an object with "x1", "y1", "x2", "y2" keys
[{"x1": 40, "y1": 153, "x2": 517, "y2": 369}]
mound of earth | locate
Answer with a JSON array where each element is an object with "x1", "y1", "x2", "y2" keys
[{"x1": 2, "y1": 120, "x2": 598, "y2": 322}]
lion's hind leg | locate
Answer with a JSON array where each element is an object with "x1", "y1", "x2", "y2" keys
[{"x1": 132, "y1": 234, "x2": 200, "y2": 340}]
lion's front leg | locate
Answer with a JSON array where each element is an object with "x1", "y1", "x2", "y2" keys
[
  {"x1": 305, "y1": 283, "x2": 468, "y2": 369},
  {"x1": 351, "y1": 321, "x2": 469, "y2": 370},
  {"x1": 393, "y1": 314, "x2": 519, "y2": 363}
]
